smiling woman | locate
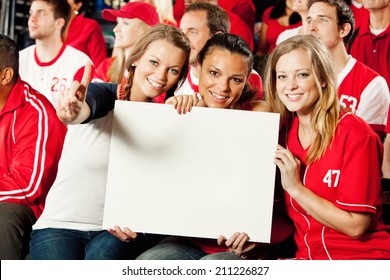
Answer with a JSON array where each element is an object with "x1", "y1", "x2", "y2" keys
[
  {"x1": 267, "y1": 34, "x2": 390, "y2": 260},
  {"x1": 29, "y1": 24, "x2": 191, "y2": 260},
  {"x1": 168, "y1": 33, "x2": 268, "y2": 112}
]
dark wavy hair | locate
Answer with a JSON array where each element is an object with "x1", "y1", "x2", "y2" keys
[{"x1": 197, "y1": 33, "x2": 255, "y2": 104}]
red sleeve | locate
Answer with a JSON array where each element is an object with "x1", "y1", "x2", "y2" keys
[
  {"x1": 173, "y1": 0, "x2": 185, "y2": 22},
  {"x1": 228, "y1": 12, "x2": 254, "y2": 51},
  {"x1": 262, "y1": 6, "x2": 273, "y2": 24},
  {"x1": 248, "y1": 70, "x2": 264, "y2": 100},
  {"x1": 0, "y1": 92, "x2": 66, "y2": 218},
  {"x1": 85, "y1": 21, "x2": 108, "y2": 67},
  {"x1": 336, "y1": 132, "x2": 383, "y2": 214},
  {"x1": 93, "y1": 57, "x2": 115, "y2": 82},
  {"x1": 228, "y1": 0, "x2": 256, "y2": 33},
  {"x1": 74, "y1": 65, "x2": 95, "y2": 83}
]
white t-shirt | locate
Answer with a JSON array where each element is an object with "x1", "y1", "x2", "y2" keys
[
  {"x1": 33, "y1": 112, "x2": 114, "y2": 231},
  {"x1": 19, "y1": 44, "x2": 92, "y2": 107}
]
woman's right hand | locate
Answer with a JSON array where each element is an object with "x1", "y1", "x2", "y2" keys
[
  {"x1": 218, "y1": 232, "x2": 256, "y2": 258},
  {"x1": 56, "y1": 63, "x2": 92, "y2": 124},
  {"x1": 165, "y1": 93, "x2": 199, "y2": 114}
]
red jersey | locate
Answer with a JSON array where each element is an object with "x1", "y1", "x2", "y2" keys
[
  {"x1": 0, "y1": 78, "x2": 67, "y2": 218},
  {"x1": 66, "y1": 14, "x2": 107, "y2": 67},
  {"x1": 349, "y1": 2, "x2": 369, "y2": 28},
  {"x1": 285, "y1": 113, "x2": 390, "y2": 259},
  {"x1": 337, "y1": 56, "x2": 389, "y2": 138},
  {"x1": 349, "y1": 18, "x2": 390, "y2": 90}
]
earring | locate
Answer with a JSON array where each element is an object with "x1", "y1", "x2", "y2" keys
[
  {"x1": 74, "y1": 10, "x2": 79, "y2": 15},
  {"x1": 131, "y1": 63, "x2": 136, "y2": 67}
]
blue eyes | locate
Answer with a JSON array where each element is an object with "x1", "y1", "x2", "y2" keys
[{"x1": 149, "y1": 60, "x2": 179, "y2": 75}]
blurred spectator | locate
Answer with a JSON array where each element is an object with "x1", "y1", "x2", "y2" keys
[
  {"x1": 345, "y1": 0, "x2": 369, "y2": 28},
  {"x1": 276, "y1": 0, "x2": 309, "y2": 45},
  {"x1": 133, "y1": 0, "x2": 177, "y2": 26},
  {"x1": 93, "y1": 2, "x2": 159, "y2": 85},
  {"x1": 174, "y1": 0, "x2": 254, "y2": 51},
  {"x1": 256, "y1": 0, "x2": 302, "y2": 55},
  {"x1": 19, "y1": 0, "x2": 92, "y2": 107},
  {"x1": 65, "y1": 0, "x2": 107, "y2": 67}
]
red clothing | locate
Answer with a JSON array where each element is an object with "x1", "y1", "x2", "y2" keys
[
  {"x1": 94, "y1": 57, "x2": 118, "y2": 83},
  {"x1": 338, "y1": 57, "x2": 389, "y2": 139},
  {"x1": 219, "y1": 0, "x2": 256, "y2": 33},
  {"x1": 228, "y1": 11, "x2": 254, "y2": 52},
  {"x1": 349, "y1": 18, "x2": 390, "y2": 90},
  {"x1": 0, "y1": 78, "x2": 67, "y2": 218},
  {"x1": 349, "y1": 3, "x2": 369, "y2": 28},
  {"x1": 286, "y1": 113, "x2": 390, "y2": 259},
  {"x1": 173, "y1": 0, "x2": 255, "y2": 37},
  {"x1": 66, "y1": 14, "x2": 107, "y2": 67},
  {"x1": 262, "y1": 7, "x2": 302, "y2": 53},
  {"x1": 349, "y1": 19, "x2": 390, "y2": 132}
]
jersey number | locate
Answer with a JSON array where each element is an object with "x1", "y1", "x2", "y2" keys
[
  {"x1": 323, "y1": 170, "x2": 340, "y2": 188},
  {"x1": 51, "y1": 77, "x2": 67, "y2": 93},
  {"x1": 340, "y1": 95, "x2": 358, "y2": 114}
]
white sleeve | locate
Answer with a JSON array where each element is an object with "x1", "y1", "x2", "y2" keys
[{"x1": 356, "y1": 76, "x2": 390, "y2": 126}]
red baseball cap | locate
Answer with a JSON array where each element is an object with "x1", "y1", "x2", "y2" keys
[{"x1": 102, "y1": 2, "x2": 160, "y2": 26}]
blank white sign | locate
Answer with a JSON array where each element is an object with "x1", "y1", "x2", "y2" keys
[{"x1": 103, "y1": 101, "x2": 280, "y2": 243}]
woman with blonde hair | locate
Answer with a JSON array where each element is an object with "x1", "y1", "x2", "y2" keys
[
  {"x1": 30, "y1": 24, "x2": 191, "y2": 259},
  {"x1": 267, "y1": 34, "x2": 390, "y2": 259},
  {"x1": 93, "y1": 1, "x2": 159, "y2": 85},
  {"x1": 135, "y1": 0, "x2": 177, "y2": 26}
]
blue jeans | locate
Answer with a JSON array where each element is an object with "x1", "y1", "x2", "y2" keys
[
  {"x1": 136, "y1": 236, "x2": 243, "y2": 260},
  {"x1": 30, "y1": 228, "x2": 163, "y2": 260}
]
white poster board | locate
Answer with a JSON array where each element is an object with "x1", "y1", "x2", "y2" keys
[{"x1": 103, "y1": 101, "x2": 280, "y2": 243}]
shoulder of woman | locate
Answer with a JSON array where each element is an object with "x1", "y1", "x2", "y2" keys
[{"x1": 252, "y1": 100, "x2": 270, "y2": 112}]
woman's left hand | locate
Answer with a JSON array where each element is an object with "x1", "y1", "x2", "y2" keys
[
  {"x1": 108, "y1": 226, "x2": 137, "y2": 242},
  {"x1": 218, "y1": 232, "x2": 256, "y2": 258}
]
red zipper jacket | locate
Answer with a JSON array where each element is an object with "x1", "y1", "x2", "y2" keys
[{"x1": 0, "y1": 78, "x2": 67, "y2": 218}]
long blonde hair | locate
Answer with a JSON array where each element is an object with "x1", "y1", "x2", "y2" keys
[
  {"x1": 106, "y1": 19, "x2": 150, "y2": 83},
  {"x1": 122, "y1": 24, "x2": 190, "y2": 101},
  {"x1": 265, "y1": 35, "x2": 340, "y2": 164}
]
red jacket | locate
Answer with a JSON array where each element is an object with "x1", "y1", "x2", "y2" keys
[{"x1": 0, "y1": 78, "x2": 67, "y2": 218}]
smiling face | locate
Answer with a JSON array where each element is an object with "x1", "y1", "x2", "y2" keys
[
  {"x1": 198, "y1": 48, "x2": 250, "y2": 109},
  {"x1": 113, "y1": 17, "x2": 148, "y2": 50},
  {"x1": 131, "y1": 39, "x2": 187, "y2": 101},
  {"x1": 275, "y1": 48, "x2": 319, "y2": 116}
]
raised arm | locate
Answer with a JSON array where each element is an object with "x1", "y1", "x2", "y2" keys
[
  {"x1": 57, "y1": 63, "x2": 119, "y2": 124},
  {"x1": 56, "y1": 62, "x2": 92, "y2": 124}
]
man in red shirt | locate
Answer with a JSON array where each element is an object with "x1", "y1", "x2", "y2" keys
[
  {"x1": 348, "y1": 0, "x2": 390, "y2": 177},
  {"x1": 0, "y1": 35, "x2": 67, "y2": 259},
  {"x1": 174, "y1": 0, "x2": 254, "y2": 51}
]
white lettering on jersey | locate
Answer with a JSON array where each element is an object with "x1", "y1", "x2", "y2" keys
[
  {"x1": 323, "y1": 170, "x2": 340, "y2": 188},
  {"x1": 340, "y1": 95, "x2": 358, "y2": 114}
]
